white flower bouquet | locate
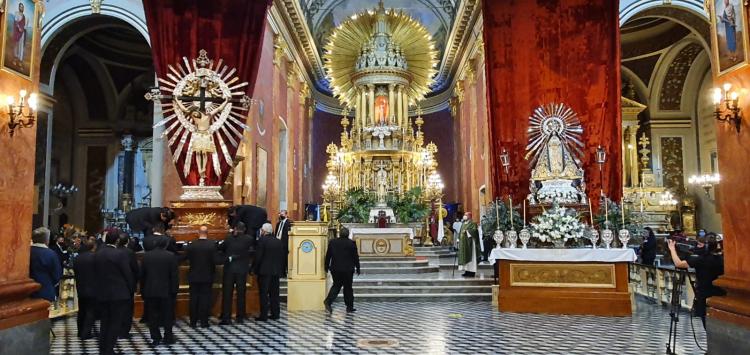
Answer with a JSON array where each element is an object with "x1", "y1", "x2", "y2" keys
[{"x1": 529, "y1": 203, "x2": 586, "y2": 246}]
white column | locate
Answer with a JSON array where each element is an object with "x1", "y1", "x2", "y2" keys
[
  {"x1": 368, "y1": 85, "x2": 375, "y2": 126},
  {"x1": 151, "y1": 100, "x2": 164, "y2": 207},
  {"x1": 360, "y1": 88, "x2": 366, "y2": 129},
  {"x1": 388, "y1": 84, "x2": 395, "y2": 124},
  {"x1": 396, "y1": 86, "x2": 403, "y2": 127},
  {"x1": 41, "y1": 109, "x2": 53, "y2": 228}
]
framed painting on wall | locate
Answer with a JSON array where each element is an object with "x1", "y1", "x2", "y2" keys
[
  {"x1": 709, "y1": 0, "x2": 750, "y2": 76},
  {"x1": 256, "y1": 145, "x2": 268, "y2": 208},
  {"x1": 1, "y1": 0, "x2": 36, "y2": 79}
]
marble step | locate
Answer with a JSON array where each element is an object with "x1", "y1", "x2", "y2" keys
[
  {"x1": 360, "y1": 256, "x2": 418, "y2": 262},
  {"x1": 280, "y1": 293, "x2": 492, "y2": 302},
  {"x1": 414, "y1": 246, "x2": 453, "y2": 251},
  {"x1": 359, "y1": 260, "x2": 430, "y2": 268},
  {"x1": 280, "y1": 279, "x2": 494, "y2": 287},
  {"x1": 360, "y1": 266, "x2": 439, "y2": 274},
  {"x1": 282, "y1": 285, "x2": 490, "y2": 295},
  {"x1": 415, "y1": 250, "x2": 455, "y2": 256},
  {"x1": 438, "y1": 263, "x2": 494, "y2": 271}
]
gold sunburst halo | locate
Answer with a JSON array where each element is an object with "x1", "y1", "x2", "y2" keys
[{"x1": 323, "y1": 7, "x2": 438, "y2": 106}]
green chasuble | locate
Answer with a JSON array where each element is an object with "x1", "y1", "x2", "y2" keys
[{"x1": 457, "y1": 220, "x2": 480, "y2": 265}]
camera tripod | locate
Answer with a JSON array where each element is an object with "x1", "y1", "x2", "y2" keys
[{"x1": 666, "y1": 269, "x2": 698, "y2": 355}]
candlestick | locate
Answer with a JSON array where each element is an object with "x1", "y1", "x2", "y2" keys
[
  {"x1": 621, "y1": 198, "x2": 625, "y2": 225},
  {"x1": 495, "y1": 199, "x2": 500, "y2": 229},
  {"x1": 640, "y1": 200, "x2": 644, "y2": 214},
  {"x1": 523, "y1": 200, "x2": 526, "y2": 225},
  {"x1": 588, "y1": 197, "x2": 593, "y2": 225},
  {"x1": 604, "y1": 198, "x2": 609, "y2": 224},
  {"x1": 508, "y1": 196, "x2": 513, "y2": 229}
]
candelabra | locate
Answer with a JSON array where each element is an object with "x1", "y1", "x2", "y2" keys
[
  {"x1": 712, "y1": 83, "x2": 742, "y2": 133},
  {"x1": 688, "y1": 173, "x2": 720, "y2": 197},
  {"x1": 50, "y1": 183, "x2": 79, "y2": 199},
  {"x1": 658, "y1": 191, "x2": 678, "y2": 207},
  {"x1": 5, "y1": 89, "x2": 38, "y2": 137},
  {"x1": 321, "y1": 173, "x2": 341, "y2": 205}
]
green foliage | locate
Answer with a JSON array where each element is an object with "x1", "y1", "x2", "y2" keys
[
  {"x1": 594, "y1": 198, "x2": 644, "y2": 244},
  {"x1": 391, "y1": 187, "x2": 430, "y2": 223},
  {"x1": 337, "y1": 188, "x2": 377, "y2": 223},
  {"x1": 481, "y1": 200, "x2": 524, "y2": 237}
]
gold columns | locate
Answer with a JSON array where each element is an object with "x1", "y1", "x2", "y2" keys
[{"x1": 401, "y1": 87, "x2": 408, "y2": 126}]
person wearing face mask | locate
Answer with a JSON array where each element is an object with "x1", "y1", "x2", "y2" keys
[
  {"x1": 457, "y1": 212, "x2": 480, "y2": 277},
  {"x1": 639, "y1": 227, "x2": 657, "y2": 266},
  {"x1": 274, "y1": 210, "x2": 293, "y2": 277}
]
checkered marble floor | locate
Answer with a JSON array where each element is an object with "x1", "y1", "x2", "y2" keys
[{"x1": 50, "y1": 299, "x2": 706, "y2": 354}]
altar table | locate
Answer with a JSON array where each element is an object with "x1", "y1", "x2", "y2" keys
[
  {"x1": 489, "y1": 248, "x2": 636, "y2": 316},
  {"x1": 349, "y1": 227, "x2": 415, "y2": 257}
]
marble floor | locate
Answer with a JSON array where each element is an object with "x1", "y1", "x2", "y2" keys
[{"x1": 50, "y1": 299, "x2": 706, "y2": 354}]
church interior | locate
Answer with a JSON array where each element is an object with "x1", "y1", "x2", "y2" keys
[{"x1": 1, "y1": 0, "x2": 749, "y2": 354}]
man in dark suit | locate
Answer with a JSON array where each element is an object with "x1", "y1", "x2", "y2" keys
[
  {"x1": 72, "y1": 238, "x2": 97, "y2": 340},
  {"x1": 253, "y1": 223, "x2": 285, "y2": 321},
  {"x1": 142, "y1": 224, "x2": 178, "y2": 252},
  {"x1": 48, "y1": 234, "x2": 68, "y2": 268},
  {"x1": 126, "y1": 207, "x2": 175, "y2": 236},
  {"x1": 140, "y1": 237, "x2": 179, "y2": 347},
  {"x1": 29, "y1": 227, "x2": 63, "y2": 302},
  {"x1": 274, "y1": 210, "x2": 292, "y2": 277},
  {"x1": 324, "y1": 227, "x2": 360, "y2": 314},
  {"x1": 185, "y1": 225, "x2": 220, "y2": 328},
  {"x1": 94, "y1": 232, "x2": 136, "y2": 355},
  {"x1": 219, "y1": 222, "x2": 254, "y2": 325},
  {"x1": 228, "y1": 205, "x2": 267, "y2": 239},
  {"x1": 117, "y1": 233, "x2": 139, "y2": 339}
]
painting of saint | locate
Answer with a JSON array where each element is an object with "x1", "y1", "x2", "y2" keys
[
  {"x1": 711, "y1": 0, "x2": 748, "y2": 74},
  {"x1": 2, "y1": 0, "x2": 36, "y2": 78}
]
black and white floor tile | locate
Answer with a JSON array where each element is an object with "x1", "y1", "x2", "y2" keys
[{"x1": 50, "y1": 299, "x2": 706, "y2": 354}]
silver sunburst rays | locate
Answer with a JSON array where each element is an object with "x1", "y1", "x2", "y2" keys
[
  {"x1": 146, "y1": 49, "x2": 253, "y2": 184},
  {"x1": 525, "y1": 103, "x2": 585, "y2": 167}
]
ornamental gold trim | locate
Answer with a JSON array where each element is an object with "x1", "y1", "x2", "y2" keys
[
  {"x1": 509, "y1": 263, "x2": 616, "y2": 289},
  {"x1": 182, "y1": 212, "x2": 219, "y2": 226}
]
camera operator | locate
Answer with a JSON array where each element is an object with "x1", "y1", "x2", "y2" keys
[{"x1": 667, "y1": 234, "x2": 725, "y2": 328}]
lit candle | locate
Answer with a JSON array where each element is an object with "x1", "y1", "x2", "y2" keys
[
  {"x1": 640, "y1": 200, "x2": 644, "y2": 213},
  {"x1": 588, "y1": 197, "x2": 593, "y2": 225},
  {"x1": 712, "y1": 88, "x2": 723, "y2": 105}
]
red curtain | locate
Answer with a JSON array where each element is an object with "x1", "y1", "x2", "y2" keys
[
  {"x1": 143, "y1": 0, "x2": 272, "y2": 186},
  {"x1": 482, "y1": 0, "x2": 622, "y2": 211}
]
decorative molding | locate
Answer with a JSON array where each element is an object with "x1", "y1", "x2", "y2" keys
[
  {"x1": 273, "y1": 33, "x2": 287, "y2": 67},
  {"x1": 509, "y1": 263, "x2": 616, "y2": 288}
]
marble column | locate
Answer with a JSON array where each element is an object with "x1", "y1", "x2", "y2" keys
[
  {"x1": 121, "y1": 135, "x2": 135, "y2": 211},
  {"x1": 396, "y1": 85, "x2": 403, "y2": 127},
  {"x1": 628, "y1": 125, "x2": 639, "y2": 187},
  {"x1": 388, "y1": 84, "x2": 395, "y2": 125},
  {"x1": 368, "y1": 85, "x2": 375, "y2": 126},
  {"x1": 150, "y1": 100, "x2": 164, "y2": 207}
]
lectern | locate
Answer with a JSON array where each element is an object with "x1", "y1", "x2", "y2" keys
[{"x1": 287, "y1": 222, "x2": 329, "y2": 310}]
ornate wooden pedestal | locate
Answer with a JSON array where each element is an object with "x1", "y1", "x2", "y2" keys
[
  {"x1": 131, "y1": 199, "x2": 260, "y2": 318},
  {"x1": 169, "y1": 199, "x2": 233, "y2": 241}
]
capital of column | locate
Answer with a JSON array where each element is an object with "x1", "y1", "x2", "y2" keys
[{"x1": 121, "y1": 134, "x2": 135, "y2": 151}]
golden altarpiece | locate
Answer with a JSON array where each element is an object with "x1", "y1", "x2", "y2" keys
[{"x1": 321, "y1": 2, "x2": 440, "y2": 255}]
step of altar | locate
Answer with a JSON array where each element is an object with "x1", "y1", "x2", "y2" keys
[
  {"x1": 279, "y1": 278, "x2": 494, "y2": 302},
  {"x1": 359, "y1": 259, "x2": 430, "y2": 268},
  {"x1": 438, "y1": 262, "x2": 495, "y2": 271}
]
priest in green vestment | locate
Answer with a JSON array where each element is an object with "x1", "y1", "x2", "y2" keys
[{"x1": 458, "y1": 212, "x2": 480, "y2": 277}]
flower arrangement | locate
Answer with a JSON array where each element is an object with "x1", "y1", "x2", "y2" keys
[
  {"x1": 594, "y1": 198, "x2": 644, "y2": 246},
  {"x1": 529, "y1": 202, "x2": 586, "y2": 246}
]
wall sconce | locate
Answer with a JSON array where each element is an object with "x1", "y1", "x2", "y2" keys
[
  {"x1": 688, "y1": 173, "x2": 720, "y2": 197},
  {"x1": 5, "y1": 89, "x2": 38, "y2": 137},
  {"x1": 712, "y1": 83, "x2": 742, "y2": 133},
  {"x1": 499, "y1": 148, "x2": 510, "y2": 175}
]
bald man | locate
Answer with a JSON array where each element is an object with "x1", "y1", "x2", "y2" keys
[{"x1": 185, "y1": 226, "x2": 221, "y2": 327}]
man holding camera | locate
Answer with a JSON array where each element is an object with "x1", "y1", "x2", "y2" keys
[{"x1": 667, "y1": 234, "x2": 726, "y2": 327}]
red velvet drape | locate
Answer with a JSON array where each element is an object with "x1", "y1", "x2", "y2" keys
[
  {"x1": 482, "y1": 0, "x2": 622, "y2": 212},
  {"x1": 143, "y1": 0, "x2": 272, "y2": 186}
]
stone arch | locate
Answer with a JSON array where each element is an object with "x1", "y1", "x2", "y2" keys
[{"x1": 620, "y1": 3, "x2": 711, "y2": 55}]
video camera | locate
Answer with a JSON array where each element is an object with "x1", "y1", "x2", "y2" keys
[{"x1": 666, "y1": 234, "x2": 700, "y2": 259}]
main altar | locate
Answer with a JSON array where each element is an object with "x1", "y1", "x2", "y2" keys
[{"x1": 321, "y1": 1, "x2": 442, "y2": 256}]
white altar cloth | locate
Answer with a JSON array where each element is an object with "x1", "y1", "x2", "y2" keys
[
  {"x1": 488, "y1": 248, "x2": 636, "y2": 264},
  {"x1": 349, "y1": 227, "x2": 415, "y2": 240}
]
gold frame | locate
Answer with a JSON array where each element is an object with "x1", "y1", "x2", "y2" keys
[
  {"x1": 1, "y1": 0, "x2": 37, "y2": 80},
  {"x1": 709, "y1": 0, "x2": 750, "y2": 76},
  {"x1": 509, "y1": 263, "x2": 616, "y2": 289}
]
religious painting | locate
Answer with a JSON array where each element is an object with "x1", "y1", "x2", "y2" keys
[
  {"x1": 2, "y1": 0, "x2": 36, "y2": 78},
  {"x1": 709, "y1": 0, "x2": 748, "y2": 75},
  {"x1": 660, "y1": 137, "x2": 685, "y2": 193},
  {"x1": 255, "y1": 145, "x2": 268, "y2": 208}
]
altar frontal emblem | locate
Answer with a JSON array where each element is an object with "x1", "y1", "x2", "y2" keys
[{"x1": 146, "y1": 49, "x2": 253, "y2": 187}]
